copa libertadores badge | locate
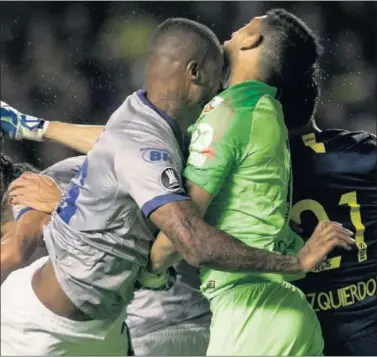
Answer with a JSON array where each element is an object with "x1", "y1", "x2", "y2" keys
[{"x1": 160, "y1": 167, "x2": 181, "y2": 192}]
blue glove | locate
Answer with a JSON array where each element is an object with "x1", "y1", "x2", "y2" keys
[{"x1": 1, "y1": 101, "x2": 48, "y2": 141}]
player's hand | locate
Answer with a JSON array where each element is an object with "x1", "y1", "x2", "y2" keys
[
  {"x1": 1, "y1": 101, "x2": 48, "y2": 141},
  {"x1": 8, "y1": 172, "x2": 62, "y2": 213},
  {"x1": 297, "y1": 221, "x2": 355, "y2": 273},
  {"x1": 134, "y1": 266, "x2": 176, "y2": 291}
]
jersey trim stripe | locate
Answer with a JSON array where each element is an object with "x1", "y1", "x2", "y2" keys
[{"x1": 142, "y1": 193, "x2": 190, "y2": 217}]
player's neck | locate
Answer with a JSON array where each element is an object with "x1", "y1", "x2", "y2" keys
[
  {"x1": 145, "y1": 89, "x2": 195, "y2": 136},
  {"x1": 227, "y1": 59, "x2": 261, "y2": 87},
  {"x1": 228, "y1": 72, "x2": 262, "y2": 87}
]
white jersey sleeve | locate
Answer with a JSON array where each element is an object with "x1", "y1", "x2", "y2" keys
[{"x1": 115, "y1": 137, "x2": 190, "y2": 217}]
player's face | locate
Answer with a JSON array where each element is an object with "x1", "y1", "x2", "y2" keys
[{"x1": 223, "y1": 16, "x2": 266, "y2": 63}]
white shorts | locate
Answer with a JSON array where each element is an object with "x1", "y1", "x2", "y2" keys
[
  {"x1": 1, "y1": 256, "x2": 128, "y2": 356},
  {"x1": 131, "y1": 322, "x2": 210, "y2": 356}
]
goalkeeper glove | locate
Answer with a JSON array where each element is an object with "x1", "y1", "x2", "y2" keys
[
  {"x1": 1, "y1": 101, "x2": 49, "y2": 141},
  {"x1": 135, "y1": 266, "x2": 176, "y2": 291}
]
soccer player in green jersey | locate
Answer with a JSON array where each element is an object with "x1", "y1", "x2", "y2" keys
[{"x1": 150, "y1": 9, "x2": 329, "y2": 356}]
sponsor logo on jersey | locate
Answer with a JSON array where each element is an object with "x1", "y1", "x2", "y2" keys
[
  {"x1": 141, "y1": 148, "x2": 169, "y2": 163},
  {"x1": 205, "y1": 280, "x2": 216, "y2": 290},
  {"x1": 160, "y1": 167, "x2": 181, "y2": 192},
  {"x1": 188, "y1": 123, "x2": 214, "y2": 167},
  {"x1": 203, "y1": 96, "x2": 224, "y2": 113}
]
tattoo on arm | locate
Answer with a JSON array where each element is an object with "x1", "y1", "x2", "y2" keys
[{"x1": 151, "y1": 200, "x2": 300, "y2": 273}]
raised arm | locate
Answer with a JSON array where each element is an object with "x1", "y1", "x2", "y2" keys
[
  {"x1": 1, "y1": 101, "x2": 103, "y2": 153},
  {"x1": 44, "y1": 122, "x2": 103, "y2": 154}
]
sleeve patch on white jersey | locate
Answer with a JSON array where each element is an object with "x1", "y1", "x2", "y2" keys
[{"x1": 159, "y1": 167, "x2": 182, "y2": 192}]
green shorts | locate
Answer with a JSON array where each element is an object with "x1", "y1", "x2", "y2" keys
[{"x1": 207, "y1": 281, "x2": 324, "y2": 356}]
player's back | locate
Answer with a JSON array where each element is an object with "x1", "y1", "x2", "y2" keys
[
  {"x1": 43, "y1": 90, "x2": 187, "y2": 322},
  {"x1": 290, "y1": 129, "x2": 377, "y2": 344}
]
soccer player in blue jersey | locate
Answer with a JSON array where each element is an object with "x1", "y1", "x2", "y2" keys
[{"x1": 285, "y1": 78, "x2": 377, "y2": 355}]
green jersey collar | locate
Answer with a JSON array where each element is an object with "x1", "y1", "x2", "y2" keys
[{"x1": 221, "y1": 80, "x2": 278, "y2": 102}]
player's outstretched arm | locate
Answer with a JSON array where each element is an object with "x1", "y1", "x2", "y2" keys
[
  {"x1": 45, "y1": 122, "x2": 103, "y2": 154},
  {"x1": 0, "y1": 210, "x2": 50, "y2": 284},
  {"x1": 150, "y1": 194, "x2": 355, "y2": 275},
  {"x1": 1, "y1": 101, "x2": 103, "y2": 153}
]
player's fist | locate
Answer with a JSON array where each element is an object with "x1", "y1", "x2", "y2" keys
[
  {"x1": 1, "y1": 101, "x2": 48, "y2": 141},
  {"x1": 8, "y1": 172, "x2": 62, "y2": 213},
  {"x1": 135, "y1": 266, "x2": 176, "y2": 291},
  {"x1": 297, "y1": 221, "x2": 355, "y2": 273}
]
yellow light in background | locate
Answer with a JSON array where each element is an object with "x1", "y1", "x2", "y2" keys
[{"x1": 99, "y1": 16, "x2": 157, "y2": 62}]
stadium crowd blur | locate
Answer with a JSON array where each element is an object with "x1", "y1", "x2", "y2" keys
[{"x1": 1, "y1": 1, "x2": 376, "y2": 169}]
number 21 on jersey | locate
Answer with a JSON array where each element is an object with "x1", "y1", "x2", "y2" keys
[{"x1": 291, "y1": 190, "x2": 367, "y2": 272}]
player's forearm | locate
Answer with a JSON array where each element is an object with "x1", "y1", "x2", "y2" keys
[
  {"x1": 148, "y1": 233, "x2": 183, "y2": 274},
  {"x1": 151, "y1": 200, "x2": 302, "y2": 274},
  {"x1": 0, "y1": 211, "x2": 50, "y2": 284},
  {"x1": 44, "y1": 122, "x2": 103, "y2": 154}
]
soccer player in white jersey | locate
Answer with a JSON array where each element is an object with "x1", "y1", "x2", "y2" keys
[
  {"x1": 1, "y1": 155, "x2": 211, "y2": 356},
  {"x1": 1, "y1": 18, "x2": 226, "y2": 355},
  {"x1": 1, "y1": 18, "x2": 354, "y2": 356}
]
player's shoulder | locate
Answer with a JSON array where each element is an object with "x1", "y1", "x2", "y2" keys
[
  {"x1": 102, "y1": 92, "x2": 177, "y2": 150},
  {"x1": 318, "y1": 129, "x2": 376, "y2": 154},
  {"x1": 199, "y1": 91, "x2": 281, "y2": 131},
  {"x1": 40, "y1": 156, "x2": 86, "y2": 191},
  {"x1": 41, "y1": 156, "x2": 86, "y2": 177}
]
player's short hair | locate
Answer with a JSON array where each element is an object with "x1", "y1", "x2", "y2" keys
[
  {"x1": 259, "y1": 9, "x2": 322, "y2": 129},
  {"x1": 148, "y1": 18, "x2": 222, "y2": 65},
  {"x1": 0, "y1": 154, "x2": 39, "y2": 219}
]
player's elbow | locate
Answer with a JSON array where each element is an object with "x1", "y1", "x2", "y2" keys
[{"x1": 151, "y1": 200, "x2": 216, "y2": 267}]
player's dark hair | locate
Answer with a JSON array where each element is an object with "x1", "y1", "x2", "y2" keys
[
  {"x1": 148, "y1": 18, "x2": 222, "y2": 65},
  {"x1": 260, "y1": 9, "x2": 322, "y2": 129},
  {"x1": 0, "y1": 154, "x2": 39, "y2": 215}
]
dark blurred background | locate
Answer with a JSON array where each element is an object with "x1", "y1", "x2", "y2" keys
[{"x1": 1, "y1": 1, "x2": 376, "y2": 169}]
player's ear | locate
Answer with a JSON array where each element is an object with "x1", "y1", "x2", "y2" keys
[
  {"x1": 187, "y1": 60, "x2": 201, "y2": 84},
  {"x1": 240, "y1": 33, "x2": 263, "y2": 51}
]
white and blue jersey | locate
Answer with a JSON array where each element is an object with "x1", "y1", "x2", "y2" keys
[
  {"x1": 15, "y1": 154, "x2": 211, "y2": 339},
  {"x1": 39, "y1": 90, "x2": 191, "y2": 321}
]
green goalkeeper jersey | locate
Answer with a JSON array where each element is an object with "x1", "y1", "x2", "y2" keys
[{"x1": 183, "y1": 80, "x2": 305, "y2": 300}]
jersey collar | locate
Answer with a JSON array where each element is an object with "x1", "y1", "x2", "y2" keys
[
  {"x1": 137, "y1": 89, "x2": 187, "y2": 159},
  {"x1": 223, "y1": 80, "x2": 278, "y2": 100},
  {"x1": 137, "y1": 89, "x2": 178, "y2": 132}
]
